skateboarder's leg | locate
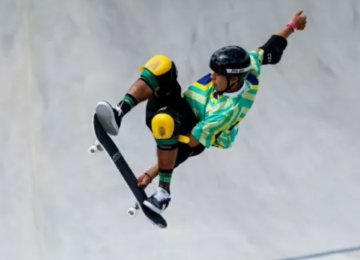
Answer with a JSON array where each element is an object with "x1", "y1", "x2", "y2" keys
[
  {"x1": 144, "y1": 90, "x2": 201, "y2": 183},
  {"x1": 150, "y1": 107, "x2": 180, "y2": 190},
  {"x1": 140, "y1": 106, "x2": 179, "y2": 214},
  {"x1": 142, "y1": 96, "x2": 204, "y2": 214},
  {"x1": 94, "y1": 54, "x2": 180, "y2": 136}
]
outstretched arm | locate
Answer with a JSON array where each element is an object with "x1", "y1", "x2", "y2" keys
[{"x1": 254, "y1": 9, "x2": 307, "y2": 64}]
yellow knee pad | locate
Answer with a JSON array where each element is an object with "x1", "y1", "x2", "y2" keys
[
  {"x1": 139, "y1": 55, "x2": 173, "y2": 77},
  {"x1": 151, "y1": 112, "x2": 190, "y2": 147},
  {"x1": 139, "y1": 55, "x2": 178, "y2": 95},
  {"x1": 151, "y1": 113, "x2": 179, "y2": 149},
  {"x1": 151, "y1": 113, "x2": 175, "y2": 139}
]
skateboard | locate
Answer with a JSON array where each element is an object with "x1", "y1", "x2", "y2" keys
[{"x1": 88, "y1": 113, "x2": 167, "y2": 229}]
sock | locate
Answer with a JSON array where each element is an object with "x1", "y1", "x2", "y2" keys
[
  {"x1": 117, "y1": 94, "x2": 138, "y2": 117},
  {"x1": 158, "y1": 168, "x2": 173, "y2": 193}
]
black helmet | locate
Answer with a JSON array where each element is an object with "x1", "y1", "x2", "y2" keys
[{"x1": 210, "y1": 45, "x2": 251, "y2": 83}]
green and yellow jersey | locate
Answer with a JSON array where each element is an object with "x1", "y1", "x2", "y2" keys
[{"x1": 183, "y1": 50, "x2": 264, "y2": 149}]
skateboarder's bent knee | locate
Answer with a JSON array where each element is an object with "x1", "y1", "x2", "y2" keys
[{"x1": 151, "y1": 112, "x2": 180, "y2": 151}]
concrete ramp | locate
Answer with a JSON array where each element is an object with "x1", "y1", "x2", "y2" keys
[{"x1": 1, "y1": 0, "x2": 360, "y2": 259}]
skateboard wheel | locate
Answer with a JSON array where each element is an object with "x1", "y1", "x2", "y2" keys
[
  {"x1": 95, "y1": 140, "x2": 103, "y2": 151},
  {"x1": 88, "y1": 140, "x2": 103, "y2": 155},
  {"x1": 88, "y1": 145, "x2": 98, "y2": 155},
  {"x1": 127, "y1": 207, "x2": 137, "y2": 217}
]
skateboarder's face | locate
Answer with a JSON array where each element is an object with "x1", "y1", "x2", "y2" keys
[
  {"x1": 211, "y1": 72, "x2": 227, "y2": 92},
  {"x1": 211, "y1": 72, "x2": 238, "y2": 92}
]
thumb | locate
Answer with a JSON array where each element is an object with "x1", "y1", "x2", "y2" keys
[{"x1": 295, "y1": 9, "x2": 303, "y2": 17}]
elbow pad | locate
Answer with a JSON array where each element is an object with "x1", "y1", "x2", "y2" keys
[{"x1": 258, "y1": 35, "x2": 288, "y2": 65}]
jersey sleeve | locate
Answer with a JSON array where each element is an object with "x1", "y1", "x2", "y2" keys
[
  {"x1": 191, "y1": 111, "x2": 231, "y2": 148},
  {"x1": 248, "y1": 50, "x2": 264, "y2": 78},
  {"x1": 212, "y1": 124, "x2": 240, "y2": 149}
]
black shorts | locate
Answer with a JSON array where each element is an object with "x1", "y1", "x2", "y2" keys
[{"x1": 145, "y1": 91, "x2": 205, "y2": 168}]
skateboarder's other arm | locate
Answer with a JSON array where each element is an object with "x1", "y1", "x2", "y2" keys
[
  {"x1": 253, "y1": 9, "x2": 307, "y2": 65},
  {"x1": 188, "y1": 112, "x2": 230, "y2": 149}
]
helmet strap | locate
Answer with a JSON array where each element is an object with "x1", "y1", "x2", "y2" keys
[
  {"x1": 216, "y1": 78, "x2": 234, "y2": 95},
  {"x1": 225, "y1": 77, "x2": 236, "y2": 91}
]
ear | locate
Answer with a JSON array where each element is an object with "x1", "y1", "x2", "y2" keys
[{"x1": 230, "y1": 77, "x2": 239, "y2": 85}]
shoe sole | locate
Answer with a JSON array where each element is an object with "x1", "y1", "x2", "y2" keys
[
  {"x1": 95, "y1": 101, "x2": 119, "y2": 136},
  {"x1": 143, "y1": 200, "x2": 166, "y2": 215}
]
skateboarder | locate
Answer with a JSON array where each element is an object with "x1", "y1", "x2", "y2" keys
[{"x1": 94, "y1": 10, "x2": 307, "y2": 215}]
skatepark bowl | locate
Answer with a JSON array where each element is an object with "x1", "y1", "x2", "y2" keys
[{"x1": 1, "y1": 0, "x2": 360, "y2": 260}]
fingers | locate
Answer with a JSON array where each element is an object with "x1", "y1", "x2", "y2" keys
[
  {"x1": 137, "y1": 180, "x2": 146, "y2": 187},
  {"x1": 139, "y1": 183, "x2": 149, "y2": 188},
  {"x1": 136, "y1": 173, "x2": 152, "y2": 188},
  {"x1": 137, "y1": 176, "x2": 144, "y2": 187},
  {"x1": 137, "y1": 177, "x2": 149, "y2": 188}
]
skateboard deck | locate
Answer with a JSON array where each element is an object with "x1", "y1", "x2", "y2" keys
[{"x1": 91, "y1": 113, "x2": 167, "y2": 228}]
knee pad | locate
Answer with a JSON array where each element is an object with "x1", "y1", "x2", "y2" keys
[
  {"x1": 151, "y1": 112, "x2": 179, "y2": 150},
  {"x1": 139, "y1": 54, "x2": 179, "y2": 96}
]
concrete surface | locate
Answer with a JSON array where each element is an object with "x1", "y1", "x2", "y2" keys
[{"x1": 1, "y1": 0, "x2": 360, "y2": 260}]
